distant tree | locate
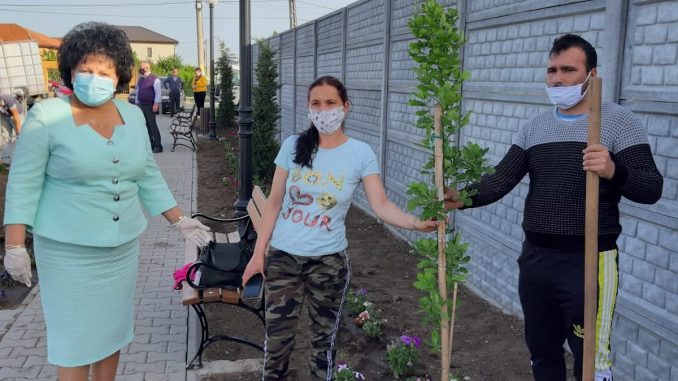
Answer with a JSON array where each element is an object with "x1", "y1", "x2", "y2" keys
[
  {"x1": 216, "y1": 42, "x2": 237, "y2": 131},
  {"x1": 41, "y1": 50, "x2": 57, "y2": 61},
  {"x1": 252, "y1": 40, "x2": 280, "y2": 184},
  {"x1": 177, "y1": 65, "x2": 196, "y2": 96},
  {"x1": 154, "y1": 55, "x2": 183, "y2": 76}
]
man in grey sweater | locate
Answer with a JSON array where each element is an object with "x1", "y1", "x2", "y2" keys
[{"x1": 445, "y1": 34, "x2": 663, "y2": 381}]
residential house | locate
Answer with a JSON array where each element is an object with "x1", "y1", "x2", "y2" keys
[{"x1": 115, "y1": 25, "x2": 178, "y2": 64}]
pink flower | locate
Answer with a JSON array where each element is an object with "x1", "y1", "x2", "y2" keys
[{"x1": 358, "y1": 310, "x2": 370, "y2": 320}]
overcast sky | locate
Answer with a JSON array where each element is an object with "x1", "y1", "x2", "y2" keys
[{"x1": 2, "y1": 0, "x2": 357, "y2": 66}]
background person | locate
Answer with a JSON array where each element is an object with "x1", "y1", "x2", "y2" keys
[
  {"x1": 0, "y1": 89, "x2": 25, "y2": 164},
  {"x1": 162, "y1": 68, "x2": 183, "y2": 117},
  {"x1": 191, "y1": 67, "x2": 207, "y2": 116},
  {"x1": 135, "y1": 60, "x2": 163, "y2": 153},
  {"x1": 3, "y1": 22, "x2": 211, "y2": 381},
  {"x1": 241, "y1": 76, "x2": 439, "y2": 381}
]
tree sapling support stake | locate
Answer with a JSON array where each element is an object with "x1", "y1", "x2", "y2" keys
[{"x1": 433, "y1": 104, "x2": 450, "y2": 380}]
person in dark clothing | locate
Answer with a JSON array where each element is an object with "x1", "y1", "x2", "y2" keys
[
  {"x1": 135, "y1": 61, "x2": 163, "y2": 153},
  {"x1": 0, "y1": 90, "x2": 25, "y2": 164},
  {"x1": 162, "y1": 68, "x2": 183, "y2": 117},
  {"x1": 445, "y1": 34, "x2": 663, "y2": 381}
]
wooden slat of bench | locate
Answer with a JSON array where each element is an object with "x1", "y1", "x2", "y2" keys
[
  {"x1": 226, "y1": 231, "x2": 240, "y2": 243},
  {"x1": 246, "y1": 202, "x2": 261, "y2": 234},
  {"x1": 201, "y1": 288, "x2": 240, "y2": 304},
  {"x1": 245, "y1": 185, "x2": 267, "y2": 233},
  {"x1": 251, "y1": 186, "x2": 272, "y2": 256},
  {"x1": 214, "y1": 232, "x2": 229, "y2": 243},
  {"x1": 252, "y1": 186, "x2": 267, "y2": 211}
]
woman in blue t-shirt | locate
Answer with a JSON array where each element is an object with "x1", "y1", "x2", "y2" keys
[{"x1": 242, "y1": 76, "x2": 438, "y2": 380}]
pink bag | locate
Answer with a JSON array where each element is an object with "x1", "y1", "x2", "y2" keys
[{"x1": 173, "y1": 262, "x2": 196, "y2": 290}]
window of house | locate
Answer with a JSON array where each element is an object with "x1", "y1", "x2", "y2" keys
[{"x1": 147, "y1": 47, "x2": 153, "y2": 58}]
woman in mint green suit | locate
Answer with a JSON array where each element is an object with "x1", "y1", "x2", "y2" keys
[{"x1": 3, "y1": 23, "x2": 212, "y2": 381}]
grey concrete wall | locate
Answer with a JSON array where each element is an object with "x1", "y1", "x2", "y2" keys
[{"x1": 261, "y1": 1, "x2": 678, "y2": 379}]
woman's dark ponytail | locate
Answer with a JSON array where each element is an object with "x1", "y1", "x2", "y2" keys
[
  {"x1": 293, "y1": 75, "x2": 348, "y2": 168},
  {"x1": 294, "y1": 125, "x2": 319, "y2": 168}
]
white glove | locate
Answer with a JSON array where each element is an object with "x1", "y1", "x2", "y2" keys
[
  {"x1": 173, "y1": 216, "x2": 211, "y2": 247},
  {"x1": 4, "y1": 246, "x2": 32, "y2": 287}
]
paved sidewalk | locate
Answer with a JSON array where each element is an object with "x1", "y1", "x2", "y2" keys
[{"x1": 0, "y1": 116, "x2": 196, "y2": 381}]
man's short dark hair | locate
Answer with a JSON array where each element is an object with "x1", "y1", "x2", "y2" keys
[
  {"x1": 58, "y1": 22, "x2": 134, "y2": 92},
  {"x1": 549, "y1": 34, "x2": 597, "y2": 72}
]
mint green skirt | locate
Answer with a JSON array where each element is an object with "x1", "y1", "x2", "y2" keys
[{"x1": 34, "y1": 235, "x2": 138, "y2": 367}]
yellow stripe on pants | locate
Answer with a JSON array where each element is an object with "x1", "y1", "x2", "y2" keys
[{"x1": 595, "y1": 249, "x2": 618, "y2": 371}]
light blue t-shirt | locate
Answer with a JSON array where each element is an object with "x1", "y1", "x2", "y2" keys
[{"x1": 270, "y1": 135, "x2": 380, "y2": 256}]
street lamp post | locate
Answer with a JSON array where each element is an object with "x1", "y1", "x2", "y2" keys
[
  {"x1": 207, "y1": 0, "x2": 218, "y2": 141},
  {"x1": 234, "y1": 0, "x2": 253, "y2": 216}
]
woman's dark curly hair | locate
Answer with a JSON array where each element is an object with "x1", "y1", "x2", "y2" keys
[
  {"x1": 294, "y1": 76, "x2": 349, "y2": 168},
  {"x1": 58, "y1": 22, "x2": 134, "y2": 92}
]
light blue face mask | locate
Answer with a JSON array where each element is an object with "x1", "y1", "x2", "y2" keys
[{"x1": 73, "y1": 73, "x2": 115, "y2": 106}]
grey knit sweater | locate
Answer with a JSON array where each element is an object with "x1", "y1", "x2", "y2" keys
[{"x1": 468, "y1": 102, "x2": 663, "y2": 251}]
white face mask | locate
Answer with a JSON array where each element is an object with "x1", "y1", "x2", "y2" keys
[
  {"x1": 308, "y1": 106, "x2": 345, "y2": 135},
  {"x1": 546, "y1": 72, "x2": 591, "y2": 110}
]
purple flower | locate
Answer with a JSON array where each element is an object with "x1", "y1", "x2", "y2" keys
[
  {"x1": 399, "y1": 335, "x2": 421, "y2": 348},
  {"x1": 337, "y1": 361, "x2": 349, "y2": 371},
  {"x1": 356, "y1": 288, "x2": 367, "y2": 297},
  {"x1": 353, "y1": 371, "x2": 366, "y2": 380}
]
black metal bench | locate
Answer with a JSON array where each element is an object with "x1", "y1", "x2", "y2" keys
[
  {"x1": 181, "y1": 186, "x2": 269, "y2": 369},
  {"x1": 169, "y1": 104, "x2": 198, "y2": 152}
]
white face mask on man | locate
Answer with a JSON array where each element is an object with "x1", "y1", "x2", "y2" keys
[
  {"x1": 546, "y1": 72, "x2": 591, "y2": 110},
  {"x1": 308, "y1": 106, "x2": 345, "y2": 135}
]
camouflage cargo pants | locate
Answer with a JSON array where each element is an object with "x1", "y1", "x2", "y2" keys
[{"x1": 263, "y1": 249, "x2": 350, "y2": 381}]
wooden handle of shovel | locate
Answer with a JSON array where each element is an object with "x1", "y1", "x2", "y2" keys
[{"x1": 583, "y1": 77, "x2": 602, "y2": 381}]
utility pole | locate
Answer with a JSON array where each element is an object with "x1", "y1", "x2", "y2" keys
[
  {"x1": 196, "y1": 0, "x2": 206, "y2": 71},
  {"x1": 288, "y1": 0, "x2": 297, "y2": 29}
]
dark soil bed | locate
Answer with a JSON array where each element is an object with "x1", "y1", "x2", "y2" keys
[{"x1": 196, "y1": 138, "x2": 537, "y2": 380}]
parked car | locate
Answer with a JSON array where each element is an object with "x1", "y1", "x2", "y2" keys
[
  {"x1": 127, "y1": 87, "x2": 136, "y2": 104},
  {"x1": 127, "y1": 76, "x2": 185, "y2": 114}
]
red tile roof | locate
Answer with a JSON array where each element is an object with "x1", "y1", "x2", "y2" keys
[{"x1": 0, "y1": 23, "x2": 61, "y2": 49}]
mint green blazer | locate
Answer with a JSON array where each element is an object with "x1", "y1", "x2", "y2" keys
[{"x1": 4, "y1": 97, "x2": 176, "y2": 247}]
